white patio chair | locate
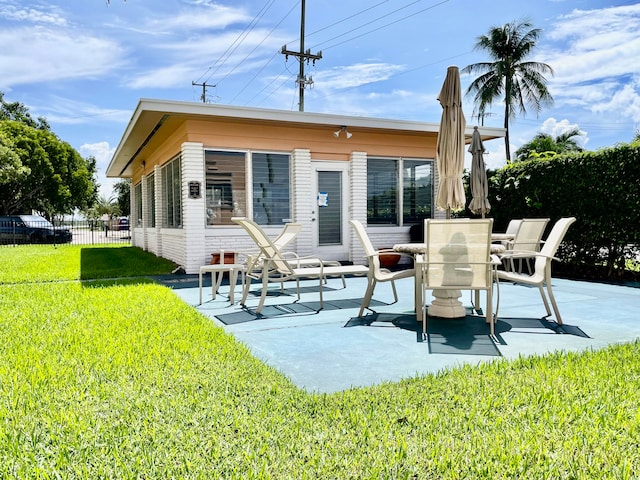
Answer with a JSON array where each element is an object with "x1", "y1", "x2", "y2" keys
[
  {"x1": 497, "y1": 217, "x2": 577, "y2": 325},
  {"x1": 504, "y1": 218, "x2": 549, "y2": 273},
  {"x1": 500, "y1": 219, "x2": 522, "y2": 246},
  {"x1": 349, "y1": 220, "x2": 416, "y2": 317},
  {"x1": 232, "y1": 217, "x2": 368, "y2": 314},
  {"x1": 416, "y1": 219, "x2": 498, "y2": 338},
  {"x1": 241, "y1": 221, "x2": 345, "y2": 290}
]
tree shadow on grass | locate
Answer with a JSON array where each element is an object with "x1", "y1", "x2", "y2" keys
[
  {"x1": 80, "y1": 247, "x2": 176, "y2": 282},
  {"x1": 82, "y1": 277, "x2": 158, "y2": 289}
]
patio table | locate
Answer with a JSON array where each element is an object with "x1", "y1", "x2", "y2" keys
[
  {"x1": 393, "y1": 243, "x2": 426, "y2": 322},
  {"x1": 491, "y1": 233, "x2": 516, "y2": 242},
  {"x1": 393, "y1": 242, "x2": 505, "y2": 322}
]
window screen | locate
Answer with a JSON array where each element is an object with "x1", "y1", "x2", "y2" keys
[
  {"x1": 367, "y1": 158, "x2": 398, "y2": 225},
  {"x1": 252, "y1": 152, "x2": 290, "y2": 226}
]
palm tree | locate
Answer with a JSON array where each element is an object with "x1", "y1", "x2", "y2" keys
[
  {"x1": 462, "y1": 19, "x2": 554, "y2": 163},
  {"x1": 514, "y1": 127, "x2": 584, "y2": 161}
]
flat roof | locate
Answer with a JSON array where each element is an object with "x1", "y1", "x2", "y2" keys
[{"x1": 107, "y1": 98, "x2": 505, "y2": 177}]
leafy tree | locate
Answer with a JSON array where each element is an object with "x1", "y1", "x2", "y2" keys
[
  {"x1": 0, "y1": 130, "x2": 30, "y2": 185},
  {"x1": 1, "y1": 92, "x2": 50, "y2": 131},
  {"x1": 113, "y1": 179, "x2": 131, "y2": 216},
  {"x1": 0, "y1": 120, "x2": 97, "y2": 216},
  {"x1": 462, "y1": 19, "x2": 554, "y2": 162},
  {"x1": 514, "y1": 128, "x2": 584, "y2": 161}
]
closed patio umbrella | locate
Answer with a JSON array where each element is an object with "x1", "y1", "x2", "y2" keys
[
  {"x1": 468, "y1": 126, "x2": 491, "y2": 218},
  {"x1": 430, "y1": 66, "x2": 469, "y2": 318},
  {"x1": 435, "y1": 65, "x2": 466, "y2": 219}
]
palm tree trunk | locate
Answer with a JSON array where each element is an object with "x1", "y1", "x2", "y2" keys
[{"x1": 504, "y1": 101, "x2": 511, "y2": 163}]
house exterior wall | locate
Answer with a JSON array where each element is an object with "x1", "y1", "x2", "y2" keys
[{"x1": 127, "y1": 114, "x2": 440, "y2": 273}]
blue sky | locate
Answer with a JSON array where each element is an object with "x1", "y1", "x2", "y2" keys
[{"x1": 2, "y1": 0, "x2": 640, "y2": 197}]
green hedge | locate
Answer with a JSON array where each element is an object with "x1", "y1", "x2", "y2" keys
[{"x1": 480, "y1": 143, "x2": 640, "y2": 276}]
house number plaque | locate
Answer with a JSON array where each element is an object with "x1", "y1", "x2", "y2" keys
[{"x1": 188, "y1": 181, "x2": 201, "y2": 199}]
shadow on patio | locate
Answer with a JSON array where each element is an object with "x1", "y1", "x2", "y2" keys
[{"x1": 161, "y1": 274, "x2": 640, "y2": 393}]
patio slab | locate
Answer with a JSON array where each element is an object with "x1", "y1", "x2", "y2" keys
[{"x1": 162, "y1": 274, "x2": 640, "y2": 393}]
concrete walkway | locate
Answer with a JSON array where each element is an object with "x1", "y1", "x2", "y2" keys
[{"x1": 164, "y1": 274, "x2": 640, "y2": 393}]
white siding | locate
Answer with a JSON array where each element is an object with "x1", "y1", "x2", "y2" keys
[
  {"x1": 291, "y1": 149, "x2": 312, "y2": 257},
  {"x1": 181, "y1": 142, "x2": 206, "y2": 274},
  {"x1": 159, "y1": 229, "x2": 186, "y2": 267},
  {"x1": 350, "y1": 151, "x2": 368, "y2": 265},
  {"x1": 152, "y1": 164, "x2": 163, "y2": 258},
  {"x1": 141, "y1": 174, "x2": 148, "y2": 250}
]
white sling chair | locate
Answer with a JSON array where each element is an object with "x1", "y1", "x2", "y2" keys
[
  {"x1": 350, "y1": 219, "x2": 416, "y2": 317},
  {"x1": 416, "y1": 219, "x2": 498, "y2": 338},
  {"x1": 497, "y1": 217, "x2": 576, "y2": 325},
  {"x1": 232, "y1": 217, "x2": 368, "y2": 314}
]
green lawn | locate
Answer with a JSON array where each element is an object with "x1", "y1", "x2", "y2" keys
[
  {"x1": 1, "y1": 245, "x2": 639, "y2": 478},
  {"x1": 0, "y1": 244, "x2": 176, "y2": 283}
]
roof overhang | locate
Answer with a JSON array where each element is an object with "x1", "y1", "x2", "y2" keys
[{"x1": 107, "y1": 98, "x2": 506, "y2": 178}]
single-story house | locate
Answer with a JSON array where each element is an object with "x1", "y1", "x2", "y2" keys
[{"x1": 106, "y1": 98, "x2": 504, "y2": 274}]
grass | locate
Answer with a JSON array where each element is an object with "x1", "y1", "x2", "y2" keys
[
  {"x1": 0, "y1": 244, "x2": 176, "y2": 284},
  {"x1": 1, "y1": 245, "x2": 639, "y2": 478}
]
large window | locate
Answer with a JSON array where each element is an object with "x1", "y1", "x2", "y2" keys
[
  {"x1": 402, "y1": 159, "x2": 433, "y2": 224},
  {"x1": 205, "y1": 151, "x2": 246, "y2": 226},
  {"x1": 163, "y1": 156, "x2": 182, "y2": 228},
  {"x1": 367, "y1": 157, "x2": 433, "y2": 225},
  {"x1": 367, "y1": 158, "x2": 398, "y2": 224},
  {"x1": 252, "y1": 152, "x2": 290, "y2": 226},
  {"x1": 146, "y1": 174, "x2": 155, "y2": 228},
  {"x1": 204, "y1": 150, "x2": 290, "y2": 226},
  {"x1": 134, "y1": 182, "x2": 142, "y2": 227}
]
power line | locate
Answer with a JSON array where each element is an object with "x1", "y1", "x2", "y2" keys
[
  {"x1": 312, "y1": 0, "x2": 449, "y2": 52},
  {"x1": 191, "y1": 81, "x2": 216, "y2": 103},
  {"x1": 227, "y1": 1, "x2": 300, "y2": 103},
  {"x1": 223, "y1": 0, "x2": 424, "y2": 106},
  {"x1": 220, "y1": 0, "x2": 451, "y2": 107},
  {"x1": 280, "y1": 0, "x2": 322, "y2": 111},
  {"x1": 255, "y1": 0, "x2": 450, "y2": 106},
  {"x1": 193, "y1": 0, "x2": 277, "y2": 86}
]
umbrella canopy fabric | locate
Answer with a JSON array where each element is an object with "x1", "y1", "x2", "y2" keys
[
  {"x1": 435, "y1": 65, "x2": 466, "y2": 217},
  {"x1": 468, "y1": 126, "x2": 491, "y2": 217}
]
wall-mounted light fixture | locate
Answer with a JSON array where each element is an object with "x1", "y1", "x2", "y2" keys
[{"x1": 333, "y1": 126, "x2": 352, "y2": 139}]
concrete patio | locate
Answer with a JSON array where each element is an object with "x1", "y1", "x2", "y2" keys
[{"x1": 162, "y1": 273, "x2": 640, "y2": 393}]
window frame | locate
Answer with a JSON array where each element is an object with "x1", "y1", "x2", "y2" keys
[
  {"x1": 134, "y1": 181, "x2": 143, "y2": 227},
  {"x1": 146, "y1": 174, "x2": 155, "y2": 228},
  {"x1": 367, "y1": 156, "x2": 434, "y2": 226},
  {"x1": 162, "y1": 155, "x2": 182, "y2": 228},
  {"x1": 203, "y1": 148, "x2": 292, "y2": 227},
  {"x1": 250, "y1": 150, "x2": 291, "y2": 226}
]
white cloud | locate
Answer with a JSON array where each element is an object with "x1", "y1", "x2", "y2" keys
[
  {"x1": 0, "y1": 2, "x2": 67, "y2": 26},
  {"x1": 545, "y1": 5, "x2": 640, "y2": 92},
  {"x1": 591, "y1": 76, "x2": 640, "y2": 124},
  {"x1": 127, "y1": 29, "x2": 285, "y2": 90},
  {"x1": 0, "y1": 27, "x2": 126, "y2": 89},
  {"x1": 539, "y1": 117, "x2": 588, "y2": 147},
  {"x1": 34, "y1": 97, "x2": 132, "y2": 126},
  {"x1": 145, "y1": 4, "x2": 250, "y2": 32},
  {"x1": 317, "y1": 63, "x2": 406, "y2": 90}
]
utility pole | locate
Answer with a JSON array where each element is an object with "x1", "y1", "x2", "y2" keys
[
  {"x1": 281, "y1": 0, "x2": 322, "y2": 111},
  {"x1": 191, "y1": 81, "x2": 216, "y2": 103}
]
